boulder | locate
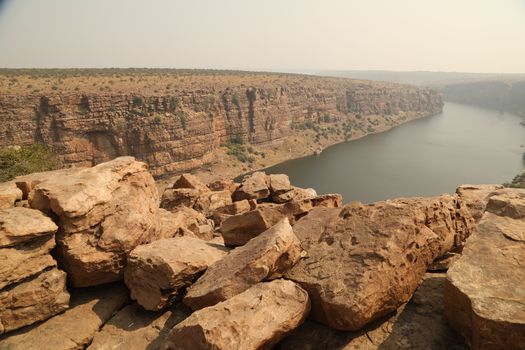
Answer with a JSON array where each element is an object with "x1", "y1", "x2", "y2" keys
[
  {"x1": 165, "y1": 280, "x2": 310, "y2": 350},
  {"x1": 25, "y1": 157, "x2": 160, "y2": 287},
  {"x1": 161, "y1": 188, "x2": 232, "y2": 217},
  {"x1": 184, "y1": 218, "x2": 302, "y2": 310},
  {"x1": 172, "y1": 173, "x2": 207, "y2": 191},
  {"x1": 160, "y1": 188, "x2": 200, "y2": 210},
  {"x1": 444, "y1": 188, "x2": 525, "y2": 349},
  {"x1": 0, "y1": 207, "x2": 57, "y2": 248},
  {"x1": 212, "y1": 199, "x2": 255, "y2": 225},
  {"x1": 87, "y1": 303, "x2": 192, "y2": 350},
  {"x1": 220, "y1": 194, "x2": 342, "y2": 246},
  {"x1": 0, "y1": 284, "x2": 129, "y2": 349},
  {"x1": 269, "y1": 174, "x2": 292, "y2": 196},
  {"x1": 158, "y1": 207, "x2": 214, "y2": 241},
  {"x1": 272, "y1": 186, "x2": 316, "y2": 203},
  {"x1": 285, "y1": 195, "x2": 475, "y2": 331},
  {"x1": 125, "y1": 237, "x2": 229, "y2": 311},
  {"x1": 0, "y1": 268, "x2": 70, "y2": 334},
  {"x1": 220, "y1": 207, "x2": 283, "y2": 246},
  {"x1": 0, "y1": 182, "x2": 22, "y2": 209},
  {"x1": 232, "y1": 171, "x2": 270, "y2": 201},
  {"x1": 207, "y1": 179, "x2": 237, "y2": 193},
  {"x1": 456, "y1": 184, "x2": 504, "y2": 221},
  {"x1": 278, "y1": 273, "x2": 466, "y2": 350}
]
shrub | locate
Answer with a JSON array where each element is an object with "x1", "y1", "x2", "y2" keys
[
  {"x1": 0, "y1": 144, "x2": 60, "y2": 182},
  {"x1": 504, "y1": 171, "x2": 525, "y2": 188},
  {"x1": 132, "y1": 96, "x2": 143, "y2": 107}
]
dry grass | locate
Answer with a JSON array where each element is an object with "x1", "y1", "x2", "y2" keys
[{"x1": 0, "y1": 68, "x2": 400, "y2": 96}]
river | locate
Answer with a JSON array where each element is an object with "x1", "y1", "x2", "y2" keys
[{"x1": 265, "y1": 102, "x2": 525, "y2": 203}]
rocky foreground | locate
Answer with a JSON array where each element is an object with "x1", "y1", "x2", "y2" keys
[{"x1": 0, "y1": 157, "x2": 523, "y2": 349}]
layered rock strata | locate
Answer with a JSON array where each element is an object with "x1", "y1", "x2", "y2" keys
[{"x1": 0, "y1": 77, "x2": 443, "y2": 177}]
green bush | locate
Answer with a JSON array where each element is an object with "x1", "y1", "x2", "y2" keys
[
  {"x1": 0, "y1": 144, "x2": 60, "y2": 182},
  {"x1": 504, "y1": 171, "x2": 525, "y2": 188}
]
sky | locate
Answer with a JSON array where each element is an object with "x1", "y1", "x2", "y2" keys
[{"x1": 0, "y1": 0, "x2": 524, "y2": 73}]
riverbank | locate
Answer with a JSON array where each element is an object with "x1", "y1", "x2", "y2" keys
[{"x1": 158, "y1": 109, "x2": 440, "y2": 191}]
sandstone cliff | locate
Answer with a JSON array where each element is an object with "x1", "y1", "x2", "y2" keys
[{"x1": 0, "y1": 71, "x2": 443, "y2": 177}]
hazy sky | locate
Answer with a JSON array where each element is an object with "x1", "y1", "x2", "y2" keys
[{"x1": 0, "y1": 0, "x2": 524, "y2": 73}]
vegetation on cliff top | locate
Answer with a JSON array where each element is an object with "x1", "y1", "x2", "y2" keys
[
  {"x1": 0, "y1": 144, "x2": 60, "y2": 182},
  {"x1": 504, "y1": 171, "x2": 525, "y2": 189}
]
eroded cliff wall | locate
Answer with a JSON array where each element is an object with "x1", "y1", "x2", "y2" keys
[{"x1": 0, "y1": 75, "x2": 442, "y2": 177}]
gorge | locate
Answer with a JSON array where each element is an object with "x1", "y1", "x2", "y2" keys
[{"x1": 0, "y1": 70, "x2": 442, "y2": 178}]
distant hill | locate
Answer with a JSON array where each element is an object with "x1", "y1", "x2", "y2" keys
[{"x1": 317, "y1": 70, "x2": 525, "y2": 87}]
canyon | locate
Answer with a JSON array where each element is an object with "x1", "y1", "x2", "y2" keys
[{"x1": 0, "y1": 70, "x2": 443, "y2": 178}]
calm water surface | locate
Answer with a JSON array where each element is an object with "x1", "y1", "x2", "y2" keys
[{"x1": 265, "y1": 102, "x2": 525, "y2": 203}]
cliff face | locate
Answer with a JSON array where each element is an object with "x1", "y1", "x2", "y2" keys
[
  {"x1": 0, "y1": 77, "x2": 442, "y2": 177},
  {"x1": 443, "y1": 80, "x2": 525, "y2": 117}
]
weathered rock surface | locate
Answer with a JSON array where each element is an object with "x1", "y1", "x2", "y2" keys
[
  {"x1": 0, "y1": 268, "x2": 70, "y2": 334},
  {"x1": 456, "y1": 184, "x2": 504, "y2": 220},
  {"x1": 125, "y1": 237, "x2": 228, "y2": 311},
  {"x1": 0, "y1": 283, "x2": 129, "y2": 350},
  {"x1": 161, "y1": 187, "x2": 232, "y2": 217},
  {"x1": 285, "y1": 195, "x2": 475, "y2": 331},
  {"x1": 158, "y1": 207, "x2": 214, "y2": 241},
  {"x1": 220, "y1": 207, "x2": 284, "y2": 246},
  {"x1": 0, "y1": 207, "x2": 57, "y2": 248},
  {"x1": 87, "y1": 303, "x2": 192, "y2": 350},
  {"x1": 221, "y1": 194, "x2": 342, "y2": 246},
  {"x1": 184, "y1": 218, "x2": 302, "y2": 310},
  {"x1": 278, "y1": 273, "x2": 466, "y2": 350},
  {"x1": 25, "y1": 157, "x2": 160, "y2": 287},
  {"x1": 444, "y1": 188, "x2": 525, "y2": 350},
  {"x1": 232, "y1": 171, "x2": 271, "y2": 201},
  {"x1": 0, "y1": 182, "x2": 22, "y2": 209},
  {"x1": 172, "y1": 173, "x2": 207, "y2": 191},
  {"x1": 212, "y1": 198, "x2": 255, "y2": 225},
  {"x1": 166, "y1": 280, "x2": 310, "y2": 350}
]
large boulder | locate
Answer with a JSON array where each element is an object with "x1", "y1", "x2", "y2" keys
[
  {"x1": 184, "y1": 218, "x2": 303, "y2": 310},
  {"x1": 165, "y1": 280, "x2": 310, "y2": 350},
  {"x1": 220, "y1": 194, "x2": 342, "y2": 246},
  {"x1": 232, "y1": 171, "x2": 270, "y2": 201},
  {"x1": 285, "y1": 195, "x2": 475, "y2": 331},
  {"x1": 278, "y1": 273, "x2": 466, "y2": 350},
  {"x1": 444, "y1": 188, "x2": 525, "y2": 349},
  {"x1": 161, "y1": 188, "x2": 232, "y2": 218},
  {"x1": 23, "y1": 157, "x2": 160, "y2": 287},
  {"x1": 0, "y1": 182, "x2": 22, "y2": 209},
  {"x1": 456, "y1": 184, "x2": 504, "y2": 220},
  {"x1": 87, "y1": 303, "x2": 191, "y2": 350},
  {"x1": 0, "y1": 284, "x2": 129, "y2": 349},
  {"x1": 0, "y1": 268, "x2": 70, "y2": 334},
  {"x1": 125, "y1": 237, "x2": 229, "y2": 311}
]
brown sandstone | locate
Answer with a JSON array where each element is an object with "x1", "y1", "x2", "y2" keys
[
  {"x1": 158, "y1": 207, "x2": 214, "y2": 240},
  {"x1": 232, "y1": 171, "x2": 270, "y2": 201},
  {"x1": 25, "y1": 157, "x2": 160, "y2": 287},
  {"x1": 285, "y1": 195, "x2": 475, "y2": 331},
  {"x1": 125, "y1": 237, "x2": 229, "y2": 311},
  {"x1": 184, "y1": 218, "x2": 302, "y2": 310},
  {"x1": 166, "y1": 280, "x2": 310, "y2": 350},
  {"x1": 0, "y1": 268, "x2": 70, "y2": 334},
  {"x1": 0, "y1": 182, "x2": 22, "y2": 209},
  {"x1": 220, "y1": 193, "x2": 342, "y2": 246},
  {"x1": 444, "y1": 188, "x2": 525, "y2": 350},
  {"x1": 0, "y1": 284, "x2": 129, "y2": 350},
  {"x1": 87, "y1": 303, "x2": 192, "y2": 350},
  {"x1": 456, "y1": 184, "x2": 505, "y2": 220}
]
